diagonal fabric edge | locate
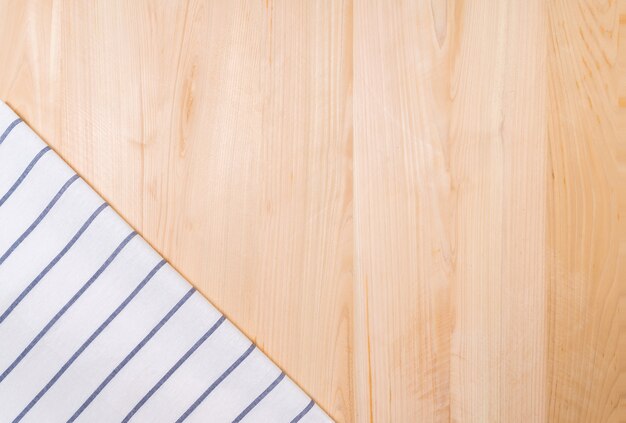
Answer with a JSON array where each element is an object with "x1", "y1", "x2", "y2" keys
[{"x1": 0, "y1": 100, "x2": 332, "y2": 423}]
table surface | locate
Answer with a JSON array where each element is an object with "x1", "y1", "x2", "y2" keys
[{"x1": 1, "y1": 1, "x2": 625, "y2": 421}]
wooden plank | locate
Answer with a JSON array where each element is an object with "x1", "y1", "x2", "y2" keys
[
  {"x1": 353, "y1": 1, "x2": 455, "y2": 420},
  {"x1": 354, "y1": 0, "x2": 547, "y2": 420},
  {"x1": 547, "y1": 0, "x2": 626, "y2": 420}
]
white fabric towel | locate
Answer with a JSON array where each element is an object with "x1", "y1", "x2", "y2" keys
[{"x1": 0, "y1": 101, "x2": 330, "y2": 423}]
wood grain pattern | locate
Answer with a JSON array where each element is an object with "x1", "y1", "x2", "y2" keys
[
  {"x1": 0, "y1": 0, "x2": 624, "y2": 421},
  {"x1": 354, "y1": 0, "x2": 547, "y2": 421},
  {"x1": 548, "y1": 0, "x2": 626, "y2": 421}
]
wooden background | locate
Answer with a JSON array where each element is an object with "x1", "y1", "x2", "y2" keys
[{"x1": 1, "y1": 0, "x2": 625, "y2": 421}]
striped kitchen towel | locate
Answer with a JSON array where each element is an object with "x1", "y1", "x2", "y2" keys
[{"x1": 0, "y1": 101, "x2": 330, "y2": 423}]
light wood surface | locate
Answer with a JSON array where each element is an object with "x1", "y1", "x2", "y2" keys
[{"x1": 0, "y1": 1, "x2": 624, "y2": 421}]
